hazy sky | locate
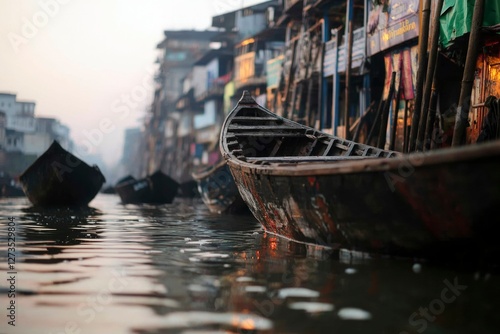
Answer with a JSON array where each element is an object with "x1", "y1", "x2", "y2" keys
[{"x1": 0, "y1": 0, "x2": 263, "y2": 167}]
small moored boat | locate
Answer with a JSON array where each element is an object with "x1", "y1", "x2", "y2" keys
[
  {"x1": 220, "y1": 91, "x2": 500, "y2": 258},
  {"x1": 19, "y1": 140, "x2": 106, "y2": 207},
  {"x1": 0, "y1": 173, "x2": 24, "y2": 198},
  {"x1": 177, "y1": 179, "x2": 200, "y2": 198},
  {"x1": 114, "y1": 171, "x2": 179, "y2": 204},
  {"x1": 192, "y1": 160, "x2": 249, "y2": 214}
]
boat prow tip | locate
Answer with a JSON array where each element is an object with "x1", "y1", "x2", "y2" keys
[{"x1": 238, "y1": 90, "x2": 256, "y2": 105}]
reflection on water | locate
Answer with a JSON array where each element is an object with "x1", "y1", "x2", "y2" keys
[{"x1": 0, "y1": 194, "x2": 499, "y2": 333}]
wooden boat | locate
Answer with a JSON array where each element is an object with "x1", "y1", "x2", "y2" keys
[
  {"x1": 0, "y1": 173, "x2": 24, "y2": 198},
  {"x1": 177, "y1": 179, "x2": 200, "y2": 198},
  {"x1": 114, "y1": 171, "x2": 179, "y2": 204},
  {"x1": 19, "y1": 140, "x2": 106, "y2": 207},
  {"x1": 192, "y1": 160, "x2": 249, "y2": 214},
  {"x1": 100, "y1": 185, "x2": 116, "y2": 194},
  {"x1": 220, "y1": 91, "x2": 500, "y2": 258},
  {"x1": 1, "y1": 183, "x2": 25, "y2": 198}
]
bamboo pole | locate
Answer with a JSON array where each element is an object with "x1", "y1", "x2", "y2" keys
[
  {"x1": 366, "y1": 98, "x2": 385, "y2": 146},
  {"x1": 418, "y1": 0, "x2": 444, "y2": 151},
  {"x1": 408, "y1": 0, "x2": 432, "y2": 152},
  {"x1": 427, "y1": 88, "x2": 440, "y2": 150},
  {"x1": 451, "y1": 0, "x2": 486, "y2": 146},
  {"x1": 316, "y1": 42, "x2": 325, "y2": 128},
  {"x1": 377, "y1": 71, "x2": 397, "y2": 148},
  {"x1": 424, "y1": 57, "x2": 441, "y2": 151},
  {"x1": 283, "y1": 39, "x2": 299, "y2": 119},
  {"x1": 353, "y1": 100, "x2": 376, "y2": 142},
  {"x1": 402, "y1": 101, "x2": 409, "y2": 152},
  {"x1": 390, "y1": 84, "x2": 402, "y2": 150},
  {"x1": 344, "y1": 0, "x2": 354, "y2": 139}
]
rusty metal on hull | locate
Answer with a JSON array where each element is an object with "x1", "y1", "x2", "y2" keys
[{"x1": 220, "y1": 91, "x2": 500, "y2": 257}]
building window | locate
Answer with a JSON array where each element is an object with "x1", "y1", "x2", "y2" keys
[{"x1": 166, "y1": 52, "x2": 187, "y2": 61}]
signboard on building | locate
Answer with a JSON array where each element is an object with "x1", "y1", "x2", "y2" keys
[
  {"x1": 266, "y1": 55, "x2": 284, "y2": 89},
  {"x1": 367, "y1": 0, "x2": 420, "y2": 56}
]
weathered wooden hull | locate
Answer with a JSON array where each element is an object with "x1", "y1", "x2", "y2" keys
[
  {"x1": 192, "y1": 160, "x2": 249, "y2": 214},
  {"x1": 220, "y1": 92, "x2": 500, "y2": 257},
  {"x1": 114, "y1": 171, "x2": 179, "y2": 204},
  {"x1": 228, "y1": 142, "x2": 500, "y2": 256},
  {"x1": 19, "y1": 141, "x2": 106, "y2": 207}
]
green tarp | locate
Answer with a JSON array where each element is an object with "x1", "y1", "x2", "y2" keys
[{"x1": 440, "y1": 0, "x2": 500, "y2": 48}]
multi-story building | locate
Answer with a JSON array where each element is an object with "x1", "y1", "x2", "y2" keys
[
  {"x1": 0, "y1": 111, "x2": 5, "y2": 150},
  {"x1": 120, "y1": 127, "x2": 142, "y2": 176},
  {"x1": 143, "y1": 30, "x2": 219, "y2": 176},
  {"x1": 133, "y1": 0, "x2": 285, "y2": 181},
  {"x1": 23, "y1": 117, "x2": 72, "y2": 155},
  {"x1": 0, "y1": 92, "x2": 72, "y2": 175}
]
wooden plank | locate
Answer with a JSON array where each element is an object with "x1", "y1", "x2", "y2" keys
[
  {"x1": 306, "y1": 138, "x2": 318, "y2": 156},
  {"x1": 228, "y1": 125, "x2": 303, "y2": 131},
  {"x1": 345, "y1": 143, "x2": 358, "y2": 157},
  {"x1": 232, "y1": 116, "x2": 282, "y2": 122},
  {"x1": 269, "y1": 138, "x2": 283, "y2": 157},
  {"x1": 245, "y1": 156, "x2": 373, "y2": 162},
  {"x1": 229, "y1": 132, "x2": 307, "y2": 137},
  {"x1": 322, "y1": 138, "x2": 336, "y2": 156}
]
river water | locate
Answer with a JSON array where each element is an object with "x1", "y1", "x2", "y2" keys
[{"x1": 0, "y1": 193, "x2": 499, "y2": 334}]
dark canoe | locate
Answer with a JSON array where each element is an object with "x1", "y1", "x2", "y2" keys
[
  {"x1": 220, "y1": 91, "x2": 500, "y2": 258},
  {"x1": 19, "y1": 140, "x2": 106, "y2": 207},
  {"x1": 1, "y1": 184, "x2": 25, "y2": 198},
  {"x1": 114, "y1": 170, "x2": 179, "y2": 204},
  {"x1": 177, "y1": 179, "x2": 200, "y2": 198},
  {"x1": 100, "y1": 185, "x2": 116, "y2": 194},
  {"x1": 0, "y1": 173, "x2": 24, "y2": 198},
  {"x1": 192, "y1": 160, "x2": 249, "y2": 214}
]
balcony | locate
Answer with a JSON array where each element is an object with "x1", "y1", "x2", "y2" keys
[
  {"x1": 234, "y1": 52, "x2": 267, "y2": 90},
  {"x1": 196, "y1": 72, "x2": 232, "y2": 103}
]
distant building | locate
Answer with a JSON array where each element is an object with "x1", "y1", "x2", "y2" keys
[
  {"x1": 144, "y1": 30, "x2": 220, "y2": 176},
  {"x1": 0, "y1": 93, "x2": 18, "y2": 117},
  {"x1": 5, "y1": 129, "x2": 24, "y2": 152},
  {"x1": 24, "y1": 117, "x2": 72, "y2": 155},
  {"x1": 0, "y1": 91, "x2": 73, "y2": 175},
  {"x1": 0, "y1": 111, "x2": 6, "y2": 150},
  {"x1": 120, "y1": 127, "x2": 142, "y2": 176},
  {"x1": 136, "y1": 1, "x2": 283, "y2": 179}
]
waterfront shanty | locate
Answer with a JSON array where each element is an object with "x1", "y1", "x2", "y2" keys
[{"x1": 126, "y1": 0, "x2": 500, "y2": 180}]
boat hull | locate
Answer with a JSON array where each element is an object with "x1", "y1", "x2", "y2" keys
[
  {"x1": 220, "y1": 91, "x2": 500, "y2": 258},
  {"x1": 193, "y1": 161, "x2": 249, "y2": 214},
  {"x1": 178, "y1": 179, "x2": 200, "y2": 198},
  {"x1": 1, "y1": 184, "x2": 25, "y2": 198},
  {"x1": 19, "y1": 141, "x2": 106, "y2": 207},
  {"x1": 115, "y1": 171, "x2": 179, "y2": 204},
  {"x1": 227, "y1": 144, "x2": 500, "y2": 256}
]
